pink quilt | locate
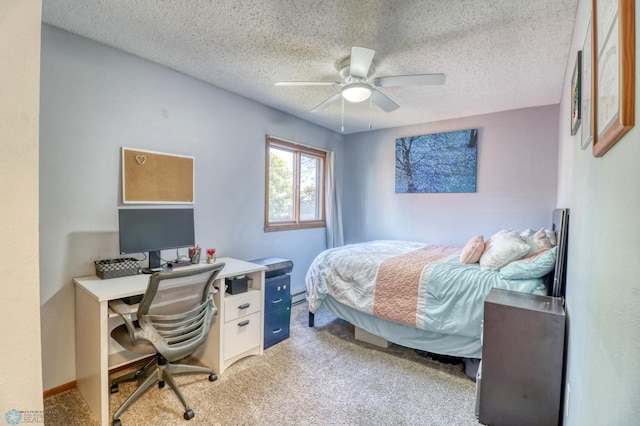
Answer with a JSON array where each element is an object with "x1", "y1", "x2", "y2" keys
[{"x1": 373, "y1": 245, "x2": 460, "y2": 326}]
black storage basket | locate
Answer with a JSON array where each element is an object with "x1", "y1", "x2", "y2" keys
[
  {"x1": 225, "y1": 276, "x2": 250, "y2": 294},
  {"x1": 94, "y1": 258, "x2": 140, "y2": 279}
]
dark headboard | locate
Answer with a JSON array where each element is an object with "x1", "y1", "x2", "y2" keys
[{"x1": 551, "y1": 208, "x2": 569, "y2": 299}]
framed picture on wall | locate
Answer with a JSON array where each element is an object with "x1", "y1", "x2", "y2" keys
[
  {"x1": 395, "y1": 129, "x2": 478, "y2": 194},
  {"x1": 591, "y1": 0, "x2": 635, "y2": 157},
  {"x1": 581, "y1": 20, "x2": 593, "y2": 149},
  {"x1": 571, "y1": 50, "x2": 582, "y2": 136}
]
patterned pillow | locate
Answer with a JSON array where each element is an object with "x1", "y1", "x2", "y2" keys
[
  {"x1": 460, "y1": 235, "x2": 485, "y2": 264},
  {"x1": 525, "y1": 228, "x2": 552, "y2": 251},
  {"x1": 500, "y1": 246, "x2": 558, "y2": 279},
  {"x1": 479, "y1": 230, "x2": 531, "y2": 271},
  {"x1": 546, "y1": 229, "x2": 557, "y2": 246}
]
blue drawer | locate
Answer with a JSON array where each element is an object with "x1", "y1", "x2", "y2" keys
[
  {"x1": 264, "y1": 306, "x2": 291, "y2": 349},
  {"x1": 264, "y1": 274, "x2": 292, "y2": 314}
]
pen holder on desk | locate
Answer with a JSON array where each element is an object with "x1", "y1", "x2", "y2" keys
[{"x1": 188, "y1": 248, "x2": 201, "y2": 264}]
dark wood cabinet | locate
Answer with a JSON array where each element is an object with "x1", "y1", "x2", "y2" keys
[{"x1": 478, "y1": 288, "x2": 565, "y2": 426}]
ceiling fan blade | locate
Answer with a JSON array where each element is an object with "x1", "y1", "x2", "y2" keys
[
  {"x1": 371, "y1": 90, "x2": 399, "y2": 113},
  {"x1": 373, "y1": 73, "x2": 446, "y2": 87},
  {"x1": 275, "y1": 81, "x2": 340, "y2": 86},
  {"x1": 310, "y1": 93, "x2": 342, "y2": 112},
  {"x1": 350, "y1": 47, "x2": 375, "y2": 78}
]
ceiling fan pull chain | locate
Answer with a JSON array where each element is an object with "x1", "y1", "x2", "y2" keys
[{"x1": 341, "y1": 96, "x2": 345, "y2": 132}]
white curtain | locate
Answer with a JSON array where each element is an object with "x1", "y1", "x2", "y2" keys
[{"x1": 325, "y1": 150, "x2": 344, "y2": 248}]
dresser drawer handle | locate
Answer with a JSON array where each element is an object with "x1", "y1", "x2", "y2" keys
[
  {"x1": 238, "y1": 303, "x2": 250, "y2": 310},
  {"x1": 272, "y1": 328, "x2": 282, "y2": 334},
  {"x1": 271, "y1": 298, "x2": 283, "y2": 304},
  {"x1": 238, "y1": 320, "x2": 250, "y2": 327}
]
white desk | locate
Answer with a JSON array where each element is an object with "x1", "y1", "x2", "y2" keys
[{"x1": 74, "y1": 257, "x2": 266, "y2": 426}]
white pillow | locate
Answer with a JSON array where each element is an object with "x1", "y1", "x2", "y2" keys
[
  {"x1": 460, "y1": 235, "x2": 484, "y2": 264},
  {"x1": 479, "y1": 230, "x2": 531, "y2": 271},
  {"x1": 484, "y1": 229, "x2": 513, "y2": 250},
  {"x1": 520, "y1": 228, "x2": 534, "y2": 240}
]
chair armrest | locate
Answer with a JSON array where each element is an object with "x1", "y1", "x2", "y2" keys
[
  {"x1": 108, "y1": 299, "x2": 137, "y2": 340},
  {"x1": 109, "y1": 299, "x2": 131, "y2": 316}
]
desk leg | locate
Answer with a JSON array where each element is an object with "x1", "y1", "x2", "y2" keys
[{"x1": 75, "y1": 288, "x2": 109, "y2": 425}]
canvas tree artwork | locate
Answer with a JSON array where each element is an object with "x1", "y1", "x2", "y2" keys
[{"x1": 395, "y1": 128, "x2": 478, "y2": 193}]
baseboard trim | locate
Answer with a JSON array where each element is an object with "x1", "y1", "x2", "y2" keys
[
  {"x1": 43, "y1": 381, "x2": 76, "y2": 399},
  {"x1": 43, "y1": 355, "x2": 156, "y2": 399}
]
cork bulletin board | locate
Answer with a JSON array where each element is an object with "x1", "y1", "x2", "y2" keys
[{"x1": 122, "y1": 147, "x2": 194, "y2": 204}]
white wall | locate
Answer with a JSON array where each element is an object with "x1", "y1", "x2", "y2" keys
[
  {"x1": 342, "y1": 105, "x2": 559, "y2": 245},
  {"x1": 0, "y1": 0, "x2": 44, "y2": 419},
  {"x1": 39, "y1": 25, "x2": 343, "y2": 390},
  {"x1": 558, "y1": 1, "x2": 640, "y2": 424}
]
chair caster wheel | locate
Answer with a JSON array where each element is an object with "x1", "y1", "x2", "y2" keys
[
  {"x1": 209, "y1": 373, "x2": 217, "y2": 381},
  {"x1": 158, "y1": 380, "x2": 165, "y2": 388},
  {"x1": 110, "y1": 384, "x2": 119, "y2": 394},
  {"x1": 112, "y1": 419, "x2": 122, "y2": 426},
  {"x1": 184, "y1": 409, "x2": 195, "y2": 420}
]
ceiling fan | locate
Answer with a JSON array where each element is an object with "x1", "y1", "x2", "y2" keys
[{"x1": 275, "y1": 46, "x2": 446, "y2": 114}]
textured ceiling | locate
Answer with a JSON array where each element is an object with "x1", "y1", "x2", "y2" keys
[{"x1": 41, "y1": 0, "x2": 578, "y2": 134}]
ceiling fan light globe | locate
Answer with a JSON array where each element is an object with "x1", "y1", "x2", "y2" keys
[{"x1": 341, "y1": 83, "x2": 372, "y2": 103}]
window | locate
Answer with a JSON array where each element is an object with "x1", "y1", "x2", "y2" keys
[{"x1": 265, "y1": 136, "x2": 326, "y2": 232}]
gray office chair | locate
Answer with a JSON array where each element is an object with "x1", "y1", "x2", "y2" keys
[{"x1": 108, "y1": 263, "x2": 225, "y2": 426}]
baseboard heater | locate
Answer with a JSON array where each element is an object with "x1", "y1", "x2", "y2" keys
[{"x1": 292, "y1": 290, "x2": 306, "y2": 306}]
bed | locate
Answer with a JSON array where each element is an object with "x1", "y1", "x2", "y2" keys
[{"x1": 305, "y1": 209, "x2": 569, "y2": 366}]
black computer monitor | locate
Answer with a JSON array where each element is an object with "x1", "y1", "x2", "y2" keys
[{"x1": 118, "y1": 208, "x2": 195, "y2": 269}]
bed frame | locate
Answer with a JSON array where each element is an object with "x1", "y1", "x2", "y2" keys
[
  {"x1": 550, "y1": 208, "x2": 569, "y2": 299},
  {"x1": 307, "y1": 208, "x2": 570, "y2": 354}
]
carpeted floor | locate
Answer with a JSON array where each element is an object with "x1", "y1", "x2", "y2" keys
[{"x1": 44, "y1": 302, "x2": 479, "y2": 425}]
